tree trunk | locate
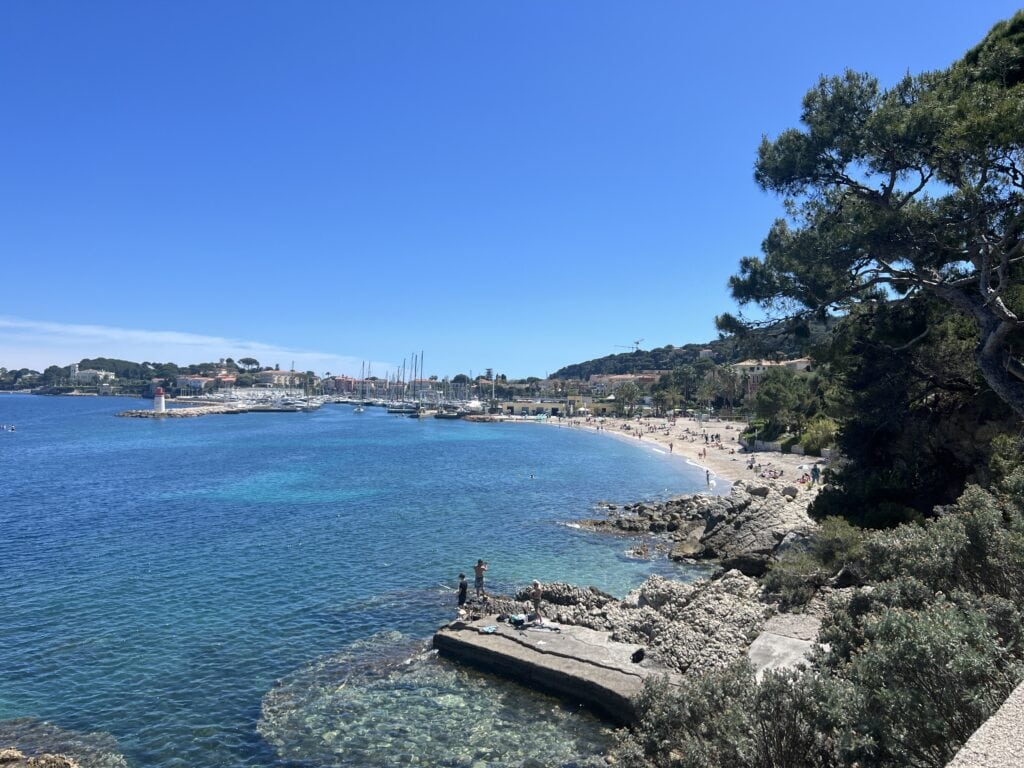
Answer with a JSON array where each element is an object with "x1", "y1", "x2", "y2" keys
[{"x1": 973, "y1": 307, "x2": 1024, "y2": 420}]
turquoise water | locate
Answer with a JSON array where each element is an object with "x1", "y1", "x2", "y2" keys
[{"x1": 0, "y1": 394, "x2": 708, "y2": 767}]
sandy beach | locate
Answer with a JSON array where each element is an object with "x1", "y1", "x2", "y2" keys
[{"x1": 548, "y1": 414, "x2": 819, "y2": 487}]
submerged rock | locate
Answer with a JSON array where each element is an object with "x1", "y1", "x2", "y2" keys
[
  {"x1": 0, "y1": 721, "x2": 126, "y2": 768},
  {"x1": 258, "y1": 630, "x2": 612, "y2": 768},
  {"x1": 0, "y1": 748, "x2": 79, "y2": 767}
]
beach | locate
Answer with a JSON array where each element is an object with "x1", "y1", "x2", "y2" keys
[{"x1": 551, "y1": 414, "x2": 819, "y2": 487}]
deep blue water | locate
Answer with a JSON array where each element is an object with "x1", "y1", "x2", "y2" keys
[{"x1": 0, "y1": 394, "x2": 708, "y2": 767}]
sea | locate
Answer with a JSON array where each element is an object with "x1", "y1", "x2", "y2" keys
[{"x1": 0, "y1": 394, "x2": 711, "y2": 768}]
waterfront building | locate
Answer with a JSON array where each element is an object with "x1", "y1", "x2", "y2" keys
[
  {"x1": 322, "y1": 376, "x2": 358, "y2": 394},
  {"x1": 501, "y1": 398, "x2": 567, "y2": 417},
  {"x1": 174, "y1": 375, "x2": 215, "y2": 394},
  {"x1": 254, "y1": 370, "x2": 302, "y2": 387}
]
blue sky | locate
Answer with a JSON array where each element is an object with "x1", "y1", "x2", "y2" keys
[{"x1": 2, "y1": 2, "x2": 1020, "y2": 379}]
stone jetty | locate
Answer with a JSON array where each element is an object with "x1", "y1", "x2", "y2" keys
[{"x1": 116, "y1": 402, "x2": 252, "y2": 418}]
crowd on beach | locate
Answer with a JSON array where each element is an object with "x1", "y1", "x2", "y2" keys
[{"x1": 548, "y1": 413, "x2": 818, "y2": 486}]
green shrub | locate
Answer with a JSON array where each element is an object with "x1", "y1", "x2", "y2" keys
[
  {"x1": 989, "y1": 434, "x2": 1024, "y2": 489},
  {"x1": 801, "y1": 417, "x2": 837, "y2": 454},
  {"x1": 616, "y1": 468, "x2": 1024, "y2": 768},
  {"x1": 821, "y1": 593, "x2": 1021, "y2": 768},
  {"x1": 812, "y1": 517, "x2": 866, "y2": 567},
  {"x1": 864, "y1": 480, "x2": 1024, "y2": 605},
  {"x1": 762, "y1": 518, "x2": 866, "y2": 610},
  {"x1": 763, "y1": 549, "x2": 823, "y2": 610},
  {"x1": 615, "y1": 663, "x2": 841, "y2": 768}
]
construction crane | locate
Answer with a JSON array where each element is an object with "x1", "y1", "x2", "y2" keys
[{"x1": 614, "y1": 339, "x2": 645, "y2": 353}]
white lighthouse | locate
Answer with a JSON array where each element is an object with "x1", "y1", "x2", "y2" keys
[{"x1": 154, "y1": 386, "x2": 166, "y2": 413}]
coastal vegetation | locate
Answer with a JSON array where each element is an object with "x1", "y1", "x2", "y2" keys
[
  {"x1": 612, "y1": 12, "x2": 1024, "y2": 767},
  {"x1": 616, "y1": 453, "x2": 1024, "y2": 768}
]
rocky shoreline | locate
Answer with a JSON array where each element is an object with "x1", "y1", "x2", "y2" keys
[
  {"x1": 525, "y1": 571, "x2": 773, "y2": 675},
  {"x1": 576, "y1": 478, "x2": 819, "y2": 577},
  {"x1": 433, "y1": 476, "x2": 829, "y2": 723}
]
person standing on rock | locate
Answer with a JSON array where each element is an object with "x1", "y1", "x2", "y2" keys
[
  {"x1": 473, "y1": 559, "x2": 488, "y2": 599},
  {"x1": 531, "y1": 580, "x2": 543, "y2": 618},
  {"x1": 457, "y1": 573, "x2": 468, "y2": 607}
]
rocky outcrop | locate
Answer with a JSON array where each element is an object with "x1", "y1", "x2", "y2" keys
[
  {"x1": 487, "y1": 572, "x2": 771, "y2": 676},
  {"x1": 577, "y1": 480, "x2": 817, "y2": 576},
  {"x1": 609, "y1": 572, "x2": 771, "y2": 674}
]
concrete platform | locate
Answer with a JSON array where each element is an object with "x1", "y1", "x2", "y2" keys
[
  {"x1": 433, "y1": 616, "x2": 679, "y2": 724},
  {"x1": 747, "y1": 613, "x2": 821, "y2": 679},
  {"x1": 947, "y1": 679, "x2": 1024, "y2": 768}
]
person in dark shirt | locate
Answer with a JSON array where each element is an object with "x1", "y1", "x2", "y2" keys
[{"x1": 457, "y1": 573, "x2": 468, "y2": 607}]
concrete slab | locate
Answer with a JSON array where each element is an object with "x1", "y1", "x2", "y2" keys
[
  {"x1": 747, "y1": 614, "x2": 821, "y2": 679},
  {"x1": 433, "y1": 616, "x2": 679, "y2": 724},
  {"x1": 946, "y1": 679, "x2": 1024, "y2": 768},
  {"x1": 747, "y1": 632, "x2": 816, "y2": 679}
]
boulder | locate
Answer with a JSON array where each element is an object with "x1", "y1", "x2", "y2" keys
[
  {"x1": 572, "y1": 479, "x2": 817, "y2": 574},
  {"x1": 721, "y1": 552, "x2": 770, "y2": 576},
  {"x1": 698, "y1": 485, "x2": 815, "y2": 566},
  {"x1": 668, "y1": 520, "x2": 706, "y2": 559},
  {"x1": 500, "y1": 572, "x2": 773, "y2": 677}
]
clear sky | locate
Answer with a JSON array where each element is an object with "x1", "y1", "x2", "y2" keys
[{"x1": 2, "y1": 2, "x2": 1021, "y2": 379}]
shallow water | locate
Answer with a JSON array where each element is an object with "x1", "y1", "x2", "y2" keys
[{"x1": 0, "y1": 394, "x2": 708, "y2": 767}]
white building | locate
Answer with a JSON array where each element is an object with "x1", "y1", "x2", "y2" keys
[{"x1": 72, "y1": 366, "x2": 115, "y2": 384}]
